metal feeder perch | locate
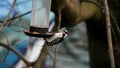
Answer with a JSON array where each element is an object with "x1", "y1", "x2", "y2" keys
[{"x1": 24, "y1": 0, "x2": 52, "y2": 38}]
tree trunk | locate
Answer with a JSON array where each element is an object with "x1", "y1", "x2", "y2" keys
[{"x1": 86, "y1": 20, "x2": 111, "y2": 68}]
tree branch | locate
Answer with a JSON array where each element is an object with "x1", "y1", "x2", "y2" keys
[
  {"x1": 33, "y1": 45, "x2": 50, "y2": 68},
  {"x1": 8, "y1": 11, "x2": 31, "y2": 24},
  {"x1": 0, "y1": 11, "x2": 31, "y2": 24},
  {"x1": 0, "y1": 0, "x2": 16, "y2": 31},
  {"x1": 0, "y1": 42, "x2": 31, "y2": 66},
  {"x1": 53, "y1": 10, "x2": 61, "y2": 68},
  {"x1": 104, "y1": 0, "x2": 115, "y2": 68}
]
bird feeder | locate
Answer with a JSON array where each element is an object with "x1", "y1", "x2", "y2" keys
[{"x1": 24, "y1": 0, "x2": 53, "y2": 37}]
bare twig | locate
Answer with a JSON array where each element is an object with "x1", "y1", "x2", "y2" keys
[
  {"x1": 0, "y1": 0, "x2": 31, "y2": 66},
  {"x1": 104, "y1": 0, "x2": 115, "y2": 68},
  {"x1": 48, "y1": 52, "x2": 54, "y2": 62},
  {"x1": 53, "y1": 10, "x2": 62, "y2": 68},
  {"x1": 1, "y1": 11, "x2": 31, "y2": 32},
  {"x1": 33, "y1": 45, "x2": 51, "y2": 68},
  {"x1": 110, "y1": 13, "x2": 120, "y2": 35},
  {"x1": 0, "y1": 0, "x2": 16, "y2": 31},
  {"x1": 0, "y1": 31, "x2": 11, "y2": 61},
  {"x1": 8, "y1": 11, "x2": 31, "y2": 24},
  {"x1": 0, "y1": 42, "x2": 31, "y2": 66},
  {"x1": 0, "y1": 11, "x2": 31, "y2": 23},
  {"x1": 0, "y1": 0, "x2": 30, "y2": 65},
  {"x1": 8, "y1": 17, "x2": 29, "y2": 32},
  {"x1": 56, "y1": 10, "x2": 62, "y2": 31},
  {"x1": 19, "y1": 17, "x2": 28, "y2": 29},
  {"x1": 53, "y1": 45, "x2": 58, "y2": 68}
]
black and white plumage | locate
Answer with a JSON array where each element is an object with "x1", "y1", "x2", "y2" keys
[{"x1": 45, "y1": 28, "x2": 69, "y2": 46}]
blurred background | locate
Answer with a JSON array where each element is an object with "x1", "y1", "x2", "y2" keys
[
  {"x1": 0, "y1": 0, "x2": 89, "y2": 68},
  {"x1": 45, "y1": 22, "x2": 89, "y2": 68}
]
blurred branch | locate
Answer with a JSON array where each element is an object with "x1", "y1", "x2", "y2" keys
[
  {"x1": 8, "y1": 17, "x2": 29, "y2": 32},
  {"x1": 104, "y1": 0, "x2": 115, "y2": 68},
  {"x1": 0, "y1": 11, "x2": 31, "y2": 24},
  {"x1": 0, "y1": 0, "x2": 32, "y2": 66},
  {"x1": 0, "y1": 0, "x2": 16, "y2": 31},
  {"x1": 33, "y1": 45, "x2": 50, "y2": 68},
  {"x1": 8, "y1": 11, "x2": 32, "y2": 25},
  {"x1": 8, "y1": 11, "x2": 31, "y2": 25},
  {"x1": 48, "y1": 52, "x2": 54, "y2": 62},
  {"x1": 18, "y1": 17, "x2": 28, "y2": 29},
  {"x1": 13, "y1": 11, "x2": 31, "y2": 22},
  {"x1": 0, "y1": 11, "x2": 31, "y2": 32},
  {"x1": 0, "y1": 31, "x2": 11, "y2": 61},
  {"x1": 53, "y1": 10, "x2": 61, "y2": 68},
  {"x1": 0, "y1": 42, "x2": 31, "y2": 66}
]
